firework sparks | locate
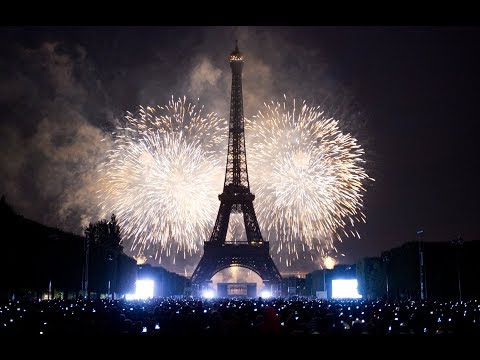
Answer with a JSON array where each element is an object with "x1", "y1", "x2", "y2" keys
[
  {"x1": 98, "y1": 96, "x2": 226, "y2": 262},
  {"x1": 322, "y1": 256, "x2": 337, "y2": 270},
  {"x1": 98, "y1": 95, "x2": 372, "y2": 270},
  {"x1": 246, "y1": 96, "x2": 373, "y2": 267}
]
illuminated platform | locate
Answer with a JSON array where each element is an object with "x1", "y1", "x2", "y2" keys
[{"x1": 217, "y1": 282, "x2": 257, "y2": 298}]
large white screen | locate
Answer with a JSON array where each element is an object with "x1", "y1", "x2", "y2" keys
[
  {"x1": 331, "y1": 279, "x2": 362, "y2": 299},
  {"x1": 135, "y1": 279, "x2": 154, "y2": 299}
]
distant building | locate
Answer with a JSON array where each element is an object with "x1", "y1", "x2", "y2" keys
[
  {"x1": 356, "y1": 257, "x2": 387, "y2": 300},
  {"x1": 360, "y1": 240, "x2": 480, "y2": 301},
  {"x1": 306, "y1": 269, "x2": 327, "y2": 297},
  {"x1": 137, "y1": 264, "x2": 189, "y2": 297},
  {"x1": 280, "y1": 275, "x2": 307, "y2": 297},
  {"x1": 306, "y1": 264, "x2": 358, "y2": 299}
]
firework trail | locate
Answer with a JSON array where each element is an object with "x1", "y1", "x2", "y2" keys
[
  {"x1": 98, "y1": 96, "x2": 226, "y2": 262},
  {"x1": 246, "y1": 96, "x2": 373, "y2": 267}
]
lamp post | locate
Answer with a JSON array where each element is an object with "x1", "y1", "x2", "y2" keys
[
  {"x1": 323, "y1": 269, "x2": 326, "y2": 292},
  {"x1": 382, "y1": 254, "x2": 390, "y2": 300},
  {"x1": 83, "y1": 235, "x2": 89, "y2": 299},
  {"x1": 417, "y1": 230, "x2": 425, "y2": 300},
  {"x1": 452, "y1": 236, "x2": 463, "y2": 301}
]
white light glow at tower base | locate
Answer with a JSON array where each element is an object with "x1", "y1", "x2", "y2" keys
[
  {"x1": 260, "y1": 290, "x2": 272, "y2": 298},
  {"x1": 202, "y1": 289, "x2": 215, "y2": 299}
]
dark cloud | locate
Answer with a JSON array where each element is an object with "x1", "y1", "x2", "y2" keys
[
  {"x1": 0, "y1": 26, "x2": 376, "y2": 274},
  {"x1": 0, "y1": 38, "x2": 113, "y2": 232}
]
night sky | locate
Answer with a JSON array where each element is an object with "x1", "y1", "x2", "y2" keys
[{"x1": 1, "y1": 26, "x2": 479, "y2": 271}]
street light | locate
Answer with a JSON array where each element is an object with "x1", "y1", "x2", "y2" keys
[
  {"x1": 323, "y1": 269, "x2": 326, "y2": 293},
  {"x1": 451, "y1": 236, "x2": 463, "y2": 301},
  {"x1": 417, "y1": 230, "x2": 426, "y2": 300},
  {"x1": 382, "y1": 254, "x2": 390, "y2": 300}
]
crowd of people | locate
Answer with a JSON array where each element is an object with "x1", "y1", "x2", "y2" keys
[{"x1": 1, "y1": 297, "x2": 479, "y2": 335}]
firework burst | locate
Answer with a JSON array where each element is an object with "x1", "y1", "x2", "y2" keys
[
  {"x1": 246, "y1": 96, "x2": 372, "y2": 267},
  {"x1": 98, "y1": 97, "x2": 226, "y2": 262},
  {"x1": 98, "y1": 95, "x2": 371, "y2": 270}
]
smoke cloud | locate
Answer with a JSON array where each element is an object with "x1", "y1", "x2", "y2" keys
[
  {"x1": 188, "y1": 57, "x2": 223, "y2": 98},
  {"x1": 0, "y1": 27, "x2": 370, "y2": 274},
  {"x1": 0, "y1": 40, "x2": 113, "y2": 232}
]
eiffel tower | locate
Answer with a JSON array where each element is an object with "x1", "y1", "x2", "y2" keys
[{"x1": 191, "y1": 42, "x2": 281, "y2": 293}]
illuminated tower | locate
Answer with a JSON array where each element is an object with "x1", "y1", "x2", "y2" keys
[{"x1": 191, "y1": 42, "x2": 281, "y2": 292}]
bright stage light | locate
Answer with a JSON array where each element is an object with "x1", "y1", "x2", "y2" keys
[
  {"x1": 260, "y1": 290, "x2": 272, "y2": 298},
  {"x1": 136, "y1": 280, "x2": 154, "y2": 299},
  {"x1": 125, "y1": 293, "x2": 136, "y2": 301},
  {"x1": 202, "y1": 289, "x2": 215, "y2": 299},
  {"x1": 331, "y1": 279, "x2": 362, "y2": 299},
  {"x1": 125, "y1": 279, "x2": 155, "y2": 300}
]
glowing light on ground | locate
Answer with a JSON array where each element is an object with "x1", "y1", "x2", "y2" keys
[
  {"x1": 211, "y1": 266, "x2": 264, "y2": 292},
  {"x1": 331, "y1": 279, "x2": 362, "y2": 299},
  {"x1": 260, "y1": 290, "x2": 272, "y2": 298},
  {"x1": 125, "y1": 279, "x2": 155, "y2": 300},
  {"x1": 202, "y1": 289, "x2": 215, "y2": 299}
]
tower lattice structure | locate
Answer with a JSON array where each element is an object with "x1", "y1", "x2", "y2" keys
[{"x1": 191, "y1": 43, "x2": 281, "y2": 290}]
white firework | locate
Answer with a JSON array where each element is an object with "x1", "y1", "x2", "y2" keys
[
  {"x1": 98, "y1": 97, "x2": 226, "y2": 262},
  {"x1": 246, "y1": 97, "x2": 372, "y2": 267}
]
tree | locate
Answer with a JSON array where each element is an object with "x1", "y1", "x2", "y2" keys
[
  {"x1": 85, "y1": 214, "x2": 122, "y2": 254},
  {"x1": 84, "y1": 214, "x2": 123, "y2": 298},
  {"x1": 0, "y1": 195, "x2": 15, "y2": 217}
]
